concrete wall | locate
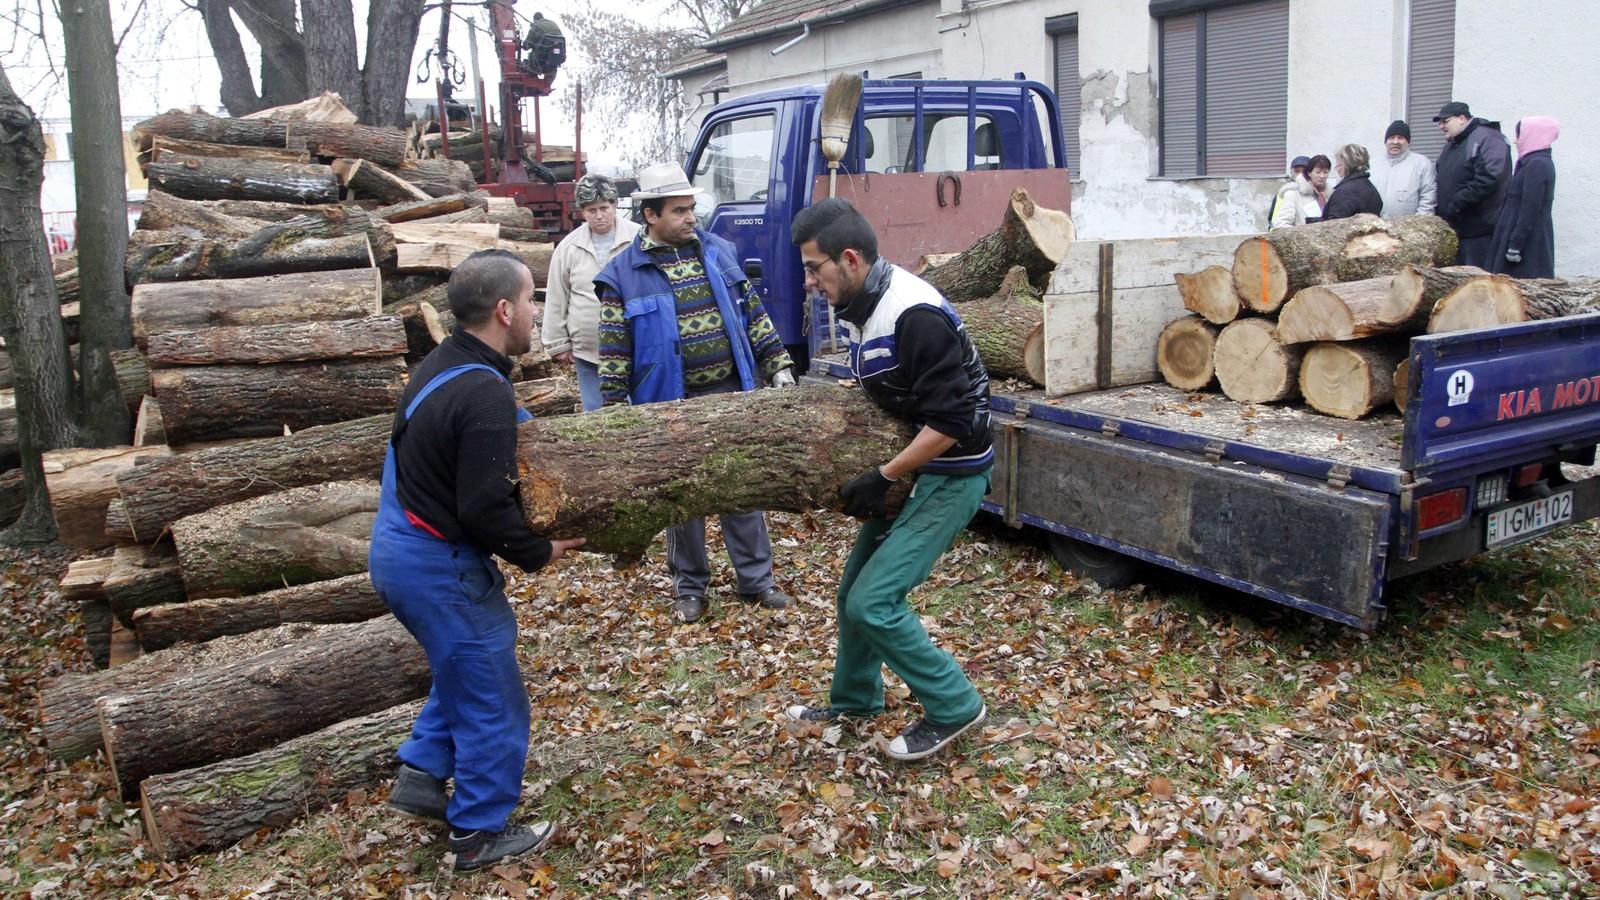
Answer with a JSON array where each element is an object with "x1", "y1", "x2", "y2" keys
[
  {"x1": 721, "y1": 1, "x2": 943, "y2": 96},
  {"x1": 1454, "y1": 0, "x2": 1599, "y2": 276}
]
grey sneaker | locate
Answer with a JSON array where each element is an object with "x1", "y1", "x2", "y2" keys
[
  {"x1": 784, "y1": 704, "x2": 875, "y2": 723},
  {"x1": 449, "y1": 821, "x2": 555, "y2": 871},
  {"x1": 884, "y1": 704, "x2": 987, "y2": 762},
  {"x1": 386, "y1": 763, "x2": 447, "y2": 823},
  {"x1": 739, "y1": 587, "x2": 791, "y2": 610},
  {"x1": 673, "y1": 595, "x2": 706, "y2": 624}
]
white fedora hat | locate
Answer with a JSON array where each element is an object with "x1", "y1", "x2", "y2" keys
[{"x1": 631, "y1": 162, "x2": 705, "y2": 200}]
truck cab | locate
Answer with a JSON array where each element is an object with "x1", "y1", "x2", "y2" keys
[{"x1": 683, "y1": 76, "x2": 1072, "y2": 370}]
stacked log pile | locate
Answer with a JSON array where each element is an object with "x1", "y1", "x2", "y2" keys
[
  {"x1": 34, "y1": 109, "x2": 582, "y2": 858},
  {"x1": 1159, "y1": 214, "x2": 1600, "y2": 419}
]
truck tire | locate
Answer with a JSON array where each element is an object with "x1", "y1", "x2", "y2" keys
[{"x1": 1047, "y1": 534, "x2": 1145, "y2": 589}]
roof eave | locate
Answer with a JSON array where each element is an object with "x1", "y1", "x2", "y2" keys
[{"x1": 701, "y1": 0, "x2": 923, "y2": 52}]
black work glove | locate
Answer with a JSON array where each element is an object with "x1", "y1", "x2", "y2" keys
[{"x1": 840, "y1": 468, "x2": 895, "y2": 518}]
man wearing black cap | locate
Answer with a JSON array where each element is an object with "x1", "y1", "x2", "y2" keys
[
  {"x1": 1375, "y1": 120, "x2": 1435, "y2": 218},
  {"x1": 1433, "y1": 101, "x2": 1510, "y2": 267}
]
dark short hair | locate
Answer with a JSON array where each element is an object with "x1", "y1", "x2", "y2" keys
[
  {"x1": 638, "y1": 197, "x2": 667, "y2": 220},
  {"x1": 790, "y1": 197, "x2": 878, "y2": 263},
  {"x1": 446, "y1": 249, "x2": 529, "y2": 327},
  {"x1": 1307, "y1": 154, "x2": 1332, "y2": 172}
]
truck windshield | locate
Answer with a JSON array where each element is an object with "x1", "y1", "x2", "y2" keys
[
  {"x1": 861, "y1": 113, "x2": 1000, "y2": 173},
  {"x1": 690, "y1": 113, "x2": 777, "y2": 207}
]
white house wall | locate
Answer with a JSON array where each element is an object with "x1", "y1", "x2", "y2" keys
[{"x1": 721, "y1": 2, "x2": 943, "y2": 96}]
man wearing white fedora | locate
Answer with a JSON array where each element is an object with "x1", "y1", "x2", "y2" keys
[{"x1": 595, "y1": 162, "x2": 797, "y2": 624}]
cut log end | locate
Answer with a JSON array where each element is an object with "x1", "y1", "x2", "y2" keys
[
  {"x1": 1156, "y1": 317, "x2": 1219, "y2": 391},
  {"x1": 1174, "y1": 265, "x2": 1242, "y2": 325},
  {"x1": 1276, "y1": 286, "x2": 1356, "y2": 344},
  {"x1": 1299, "y1": 342, "x2": 1409, "y2": 420},
  {"x1": 1426, "y1": 275, "x2": 1535, "y2": 334},
  {"x1": 1231, "y1": 237, "x2": 1289, "y2": 314},
  {"x1": 1394, "y1": 357, "x2": 1412, "y2": 413},
  {"x1": 1214, "y1": 318, "x2": 1302, "y2": 403},
  {"x1": 1012, "y1": 187, "x2": 1075, "y2": 264}
]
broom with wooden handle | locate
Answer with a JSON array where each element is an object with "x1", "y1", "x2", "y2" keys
[{"x1": 817, "y1": 73, "x2": 862, "y2": 353}]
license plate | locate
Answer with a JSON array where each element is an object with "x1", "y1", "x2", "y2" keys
[{"x1": 1485, "y1": 491, "x2": 1573, "y2": 549}]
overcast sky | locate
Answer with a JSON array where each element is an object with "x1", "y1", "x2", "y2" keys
[{"x1": 0, "y1": 0, "x2": 663, "y2": 173}]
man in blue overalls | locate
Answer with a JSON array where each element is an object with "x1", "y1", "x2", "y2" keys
[{"x1": 371, "y1": 249, "x2": 586, "y2": 870}]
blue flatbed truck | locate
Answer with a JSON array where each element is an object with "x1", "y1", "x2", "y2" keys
[{"x1": 683, "y1": 78, "x2": 1600, "y2": 630}]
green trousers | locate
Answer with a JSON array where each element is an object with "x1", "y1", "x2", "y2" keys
[{"x1": 829, "y1": 468, "x2": 990, "y2": 726}]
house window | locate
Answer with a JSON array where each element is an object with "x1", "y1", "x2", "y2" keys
[
  {"x1": 690, "y1": 113, "x2": 776, "y2": 207},
  {"x1": 1157, "y1": 0, "x2": 1289, "y2": 177},
  {"x1": 1405, "y1": 0, "x2": 1455, "y2": 162},
  {"x1": 1047, "y1": 14, "x2": 1080, "y2": 175}
]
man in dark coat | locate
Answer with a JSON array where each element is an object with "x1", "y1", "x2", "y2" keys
[
  {"x1": 1433, "y1": 101, "x2": 1511, "y2": 267},
  {"x1": 1490, "y1": 117, "x2": 1560, "y2": 278}
]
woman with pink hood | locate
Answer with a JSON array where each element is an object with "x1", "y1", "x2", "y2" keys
[{"x1": 1490, "y1": 117, "x2": 1560, "y2": 278}]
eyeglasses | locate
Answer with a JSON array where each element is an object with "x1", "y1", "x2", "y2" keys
[{"x1": 802, "y1": 255, "x2": 839, "y2": 276}]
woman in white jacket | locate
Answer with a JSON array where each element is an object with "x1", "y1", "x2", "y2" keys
[
  {"x1": 541, "y1": 174, "x2": 641, "y2": 411},
  {"x1": 1269, "y1": 154, "x2": 1331, "y2": 229}
]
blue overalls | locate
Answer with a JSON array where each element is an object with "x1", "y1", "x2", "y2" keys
[{"x1": 368, "y1": 364, "x2": 535, "y2": 833}]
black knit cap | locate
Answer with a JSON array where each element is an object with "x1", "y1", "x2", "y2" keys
[{"x1": 1385, "y1": 120, "x2": 1411, "y2": 141}]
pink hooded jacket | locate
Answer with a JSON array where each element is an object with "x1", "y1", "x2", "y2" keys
[{"x1": 1516, "y1": 116, "x2": 1560, "y2": 158}]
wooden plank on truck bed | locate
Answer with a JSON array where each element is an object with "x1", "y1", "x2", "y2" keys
[{"x1": 1044, "y1": 234, "x2": 1249, "y2": 397}]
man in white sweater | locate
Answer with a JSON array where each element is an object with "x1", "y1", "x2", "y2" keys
[
  {"x1": 541, "y1": 174, "x2": 641, "y2": 410},
  {"x1": 1374, "y1": 120, "x2": 1437, "y2": 218}
]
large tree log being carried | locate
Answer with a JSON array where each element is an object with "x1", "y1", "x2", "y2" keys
[
  {"x1": 517, "y1": 384, "x2": 916, "y2": 559},
  {"x1": 152, "y1": 357, "x2": 405, "y2": 443},
  {"x1": 1214, "y1": 318, "x2": 1303, "y2": 403},
  {"x1": 131, "y1": 267, "x2": 381, "y2": 346},
  {"x1": 39, "y1": 622, "x2": 327, "y2": 762},
  {"x1": 97, "y1": 616, "x2": 430, "y2": 799},
  {"x1": 140, "y1": 698, "x2": 423, "y2": 860},
  {"x1": 1231, "y1": 214, "x2": 1458, "y2": 314},
  {"x1": 1427, "y1": 274, "x2": 1600, "y2": 334},
  {"x1": 110, "y1": 414, "x2": 390, "y2": 542},
  {"x1": 131, "y1": 572, "x2": 382, "y2": 651},
  {"x1": 956, "y1": 266, "x2": 1045, "y2": 385},
  {"x1": 1175, "y1": 265, "x2": 1243, "y2": 325},
  {"x1": 920, "y1": 188, "x2": 1076, "y2": 302},
  {"x1": 170, "y1": 480, "x2": 380, "y2": 598},
  {"x1": 1156, "y1": 316, "x2": 1220, "y2": 391},
  {"x1": 132, "y1": 110, "x2": 411, "y2": 168},
  {"x1": 1298, "y1": 341, "x2": 1409, "y2": 420},
  {"x1": 146, "y1": 316, "x2": 408, "y2": 367},
  {"x1": 42, "y1": 445, "x2": 172, "y2": 549},
  {"x1": 144, "y1": 154, "x2": 339, "y2": 204}
]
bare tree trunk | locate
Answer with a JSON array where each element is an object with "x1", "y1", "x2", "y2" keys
[
  {"x1": 198, "y1": 0, "x2": 266, "y2": 115},
  {"x1": 61, "y1": 0, "x2": 134, "y2": 447},
  {"x1": 363, "y1": 0, "x2": 429, "y2": 128},
  {"x1": 227, "y1": 0, "x2": 307, "y2": 107},
  {"x1": 302, "y1": 0, "x2": 366, "y2": 121},
  {"x1": 0, "y1": 63, "x2": 78, "y2": 543}
]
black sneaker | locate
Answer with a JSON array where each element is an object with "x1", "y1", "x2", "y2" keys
[
  {"x1": 449, "y1": 821, "x2": 555, "y2": 871},
  {"x1": 673, "y1": 595, "x2": 706, "y2": 624},
  {"x1": 784, "y1": 704, "x2": 875, "y2": 723},
  {"x1": 884, "y1": 704, "x2": 987, "y2": 762},
  {"x1": 386, "y1": 763, "x2": 447, "y2": 823},
  {"x1": 739, "y1": 588, "x2": 792, "y2": 610}
]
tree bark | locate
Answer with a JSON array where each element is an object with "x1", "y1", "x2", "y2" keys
[
  {"x1": 132, "y1": 267, "x2": 382, "y2": 345},
  {"x1": 98, "y1": 615, "x2": 429, "y2": 798},
  {"x1": 1298, "y1": 340, "x2": 1410, "y2": 420},
  {"x1": 152, "y1": 357, "x2": 405, "y2": 443},
  {"x1": 136, "y1": 190, "x2": 263, "y2": 240},
  {"x1": 1174, "y1": 265, "x2": 1243, "y2": 325},
  {"x1": 110, "y1": 414, "x2": 390, "y2": 542},
  {"x1": 1214, "y1": 318, "x2": 1303, "y2": 404},
  {"x1": 104, "y1": 540, "x2": 187, "y2": 627},
  {"x1": 146, "y1": 315, "x2": 408, "y2": 367},
  {"x1": 385, "y1": 299, "x2": 447, "y2": 363},
  {"x1": 228, "y1": 0, "x2": 307, "y2": 108},
  {"x1": 140, "y1": 698, "x2": 423, "y2": 859},
  {"x1": 920, "y1": 188, "x2": 1076, "y2": 302},
  {"x1": 300, "y1": 0, "x2": 365, "y2": 122},
  {"x1": 61, "y1": 0, "x2": 135, "y2": 448},
  {"x1": 126, "y1": 229, "x2": 381, "y2": 285},
  {"x1": 1427, "y1": 273, "x2": 1600, "y2": 333},
  {"x1": 516, "y1": 384, "x2": 916, "y2": 559},
  {"x1": 514, "y1": 376, "x2": 581, "y2": 418},
  {"x1": 0, "y1": 409, "x2": 17, "y2": 470},
  {"x1": 42, "y1": 445, "x2": 172, "y2": 550},
  {"x1": 389, "y1": 158, "x2": 477, "y2": 197},
  {"x1": 361, "y1": 0, "x2": 428, "y2": 128},
  {"x1": 39, "y1": 620, "x2": 328, "y2": 762},
  {"x1": 1157, "y1": 316, "x2": 1219, "y2": 391},
  {"x1": 332, "y1": 158, "x2": 430, "y2": 204},
  {"x1": 111, "y1": 348, "x2": 150, "y2": 411},
  {"x1": 956, "y1": 266, "x2": 1045, "y2": 385},
  {"x1": 197, "y1": 0, "x2": 266, "y2": 116},
  {"x1": 396, "y1": 239, "x2": 551, "y2": 284},
  {"x1": 1276, "y1": 276, "x2": 1407, "y2": 344},
  {"x1": 0, "y1": 467, "x2": 23, "y2": 527},
  {"x1": 132, "y1": 111, "x2": 411, "y2": 169},
  {"x1": 0, "y1": 62, "x2": 78, "y2": 543},
  {"x1": 170, "y1": 480, "x2": 380, "y2": 598},
  {"x1": 1231, "y1": 214, "x2": 1459, "y2": 314},
  {"x1": 147, "y1": 196, "x2": 348, "y2": 225},
  {"x1": 144, "y1": 154, "x2": 339, "y2": 204},
  {"x1": 131, "y1": 572, "x2": 382, "y2": 652},
  {"x1": 373, "y1": 191, "x2": 481, "y2": 223},
  {"x1": 147, "y1": 135, "x2": 310, "y2": 167}
]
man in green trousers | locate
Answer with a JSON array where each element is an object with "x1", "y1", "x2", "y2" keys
[{"x1": 786, "y1": 198, "x2": 990, "y2": 761}]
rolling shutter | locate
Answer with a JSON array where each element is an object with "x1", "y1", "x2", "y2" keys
[
  {"x1": 1202, "y1": 0, "x2": 1288, "y2": 176},
  {"x1": 1053, "y1": 28, "x2": 1081, "y2": 176},
  {"x1": 1159, "y1": 15, "x2": 1199, "y2": 177},
  {"x1": 1406, "y1": 0, "x2": 1455, "y2": 163}
]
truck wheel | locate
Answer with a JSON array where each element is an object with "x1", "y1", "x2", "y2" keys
[{"x1": 1047, "y1": 534, "x2": 1145, "y2": 589}]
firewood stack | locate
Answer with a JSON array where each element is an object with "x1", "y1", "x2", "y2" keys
[
  {"x1": 32, "y1": 108, "x2": 582, "y2": 859},
  {"x1": 1159, "y1": 214, "x2": 1600, "y2": 419}
]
